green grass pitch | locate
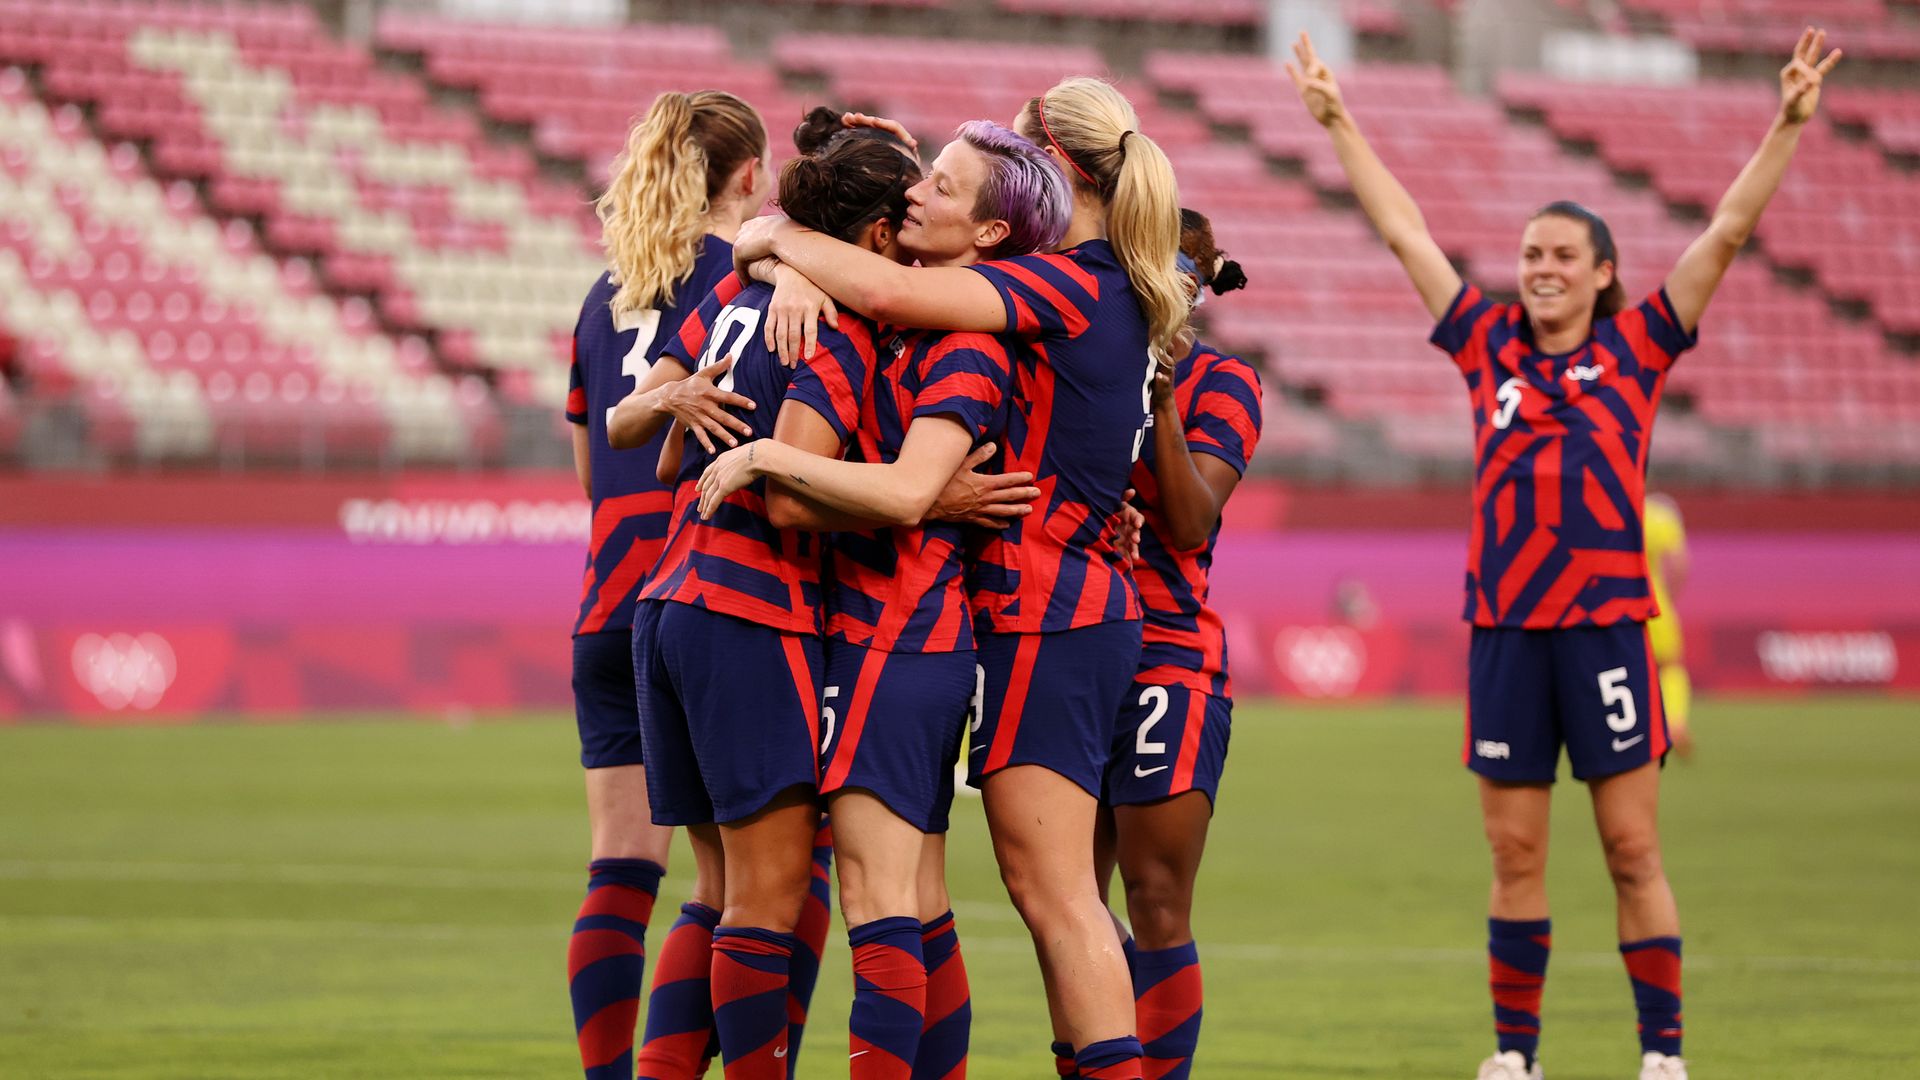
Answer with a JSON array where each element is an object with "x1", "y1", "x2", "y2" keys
[{"x1": 2, "y1": 697, "x2": 1917, "y2": 1078}]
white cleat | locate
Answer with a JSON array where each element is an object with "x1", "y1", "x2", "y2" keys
[
  {"x1": 1639, "y1": 1052, "x2": 1688, "y2": 1079},
  {"x1": 1477, "y1": 1050, "x2": 1543, "y2": 1080}
]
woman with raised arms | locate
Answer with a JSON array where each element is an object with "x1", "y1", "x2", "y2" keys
[
  {"x1": 733, "y1": 76, "x2": 1185, "y2": 1080},
  {"x1": 1287, "y1": 28, "x2": 1840, "y2": 1080}
]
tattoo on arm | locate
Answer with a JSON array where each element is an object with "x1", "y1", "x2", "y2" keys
[{"x1": 786, "y1": 473, "x2": 810, "y2": 487}]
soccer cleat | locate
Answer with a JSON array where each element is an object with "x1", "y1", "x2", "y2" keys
[
  {"x1": 1476, "y1": 1050, "x2": 1543, "y2": 1080},
  {"x1": 1639, "y1": 1052, "x2": 1688, "y2": 1079}
]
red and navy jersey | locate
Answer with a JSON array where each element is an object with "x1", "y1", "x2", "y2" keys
[
  {"x1": 963, "y1": 240, "x2": 1152, "y2": 634},
  {"x1": 565, "y1": 236, "x2": 736, "y2": 636},
  {"x1": 1432, "y1": 284, "x2": 1697, "y2": 629},
  {"x1": 1132, "y1": 340, "x2": 1263, "y2": 699},
  {"x1": 641, "y1": 277, "x2": 872, "y2": 635},
  {"x1": 828, "y1": 329, "x2": 1015, "y2": 654}
]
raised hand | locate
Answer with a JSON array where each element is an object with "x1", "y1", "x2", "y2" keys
[
  {"x1": 1780, "y1": 26, "x2": 1842, "y2": 125},
  {"x1": 1284, "y1": 31, "x2": 1347, "y2": 128}
]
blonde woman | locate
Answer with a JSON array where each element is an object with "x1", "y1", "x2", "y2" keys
[
  {"x1": 733, "y1": 77, "x2": 1184, "y2": 1079},
  {"x1": 563, "y1": 89, "x2": 773, "y2": 1080}
]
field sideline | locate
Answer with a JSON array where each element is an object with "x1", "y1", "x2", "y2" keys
[{"x1": 2, "y1": 698, "x2": 1916, "y2": 1078}]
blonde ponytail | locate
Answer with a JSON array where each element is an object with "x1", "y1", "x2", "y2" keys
[
  {"x1": 1022, "y1": 78, "x2": 1187, "y2": 364},
  {"x1": 596, "y1": 90, "x2": 767, "y2": 317}
]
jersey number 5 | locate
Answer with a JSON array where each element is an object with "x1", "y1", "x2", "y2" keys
[
  {"x1": 1492, "y1": 376, "x2": 1526, "y2": 430},
  {"x1": 605, "y1": 309, "x2": 662, "y2": 427}
]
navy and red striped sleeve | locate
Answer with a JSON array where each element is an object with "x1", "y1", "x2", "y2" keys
[
  {"x1": 783, "y1": 322, "x2": 872, "y2": 442},
  {"x1": 565, "y1": 334, "x2": 589, "y2": 425},
  {"x1": 966, "y1": 252, "x2": 1100, "y2": 341},
  {"x1": 1428, "y1": 283, "x2": 1502, "y2": 372},
  {"x1": 1612, "y1": 288, "x2": 1698, "y2": 374},
  {"x1": 658, "y1": 275, "x2": 747, "y2": 370},
  {"x1": 1186, "y1": 352, "x2": 1263, "y2": 476},
  {"x1": 910, "y1": 331, "x2": 1011, "y2": 442}
]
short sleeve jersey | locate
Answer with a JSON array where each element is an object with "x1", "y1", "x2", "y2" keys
[
  {"x1": 640, "y1": 278, "x2": 872, "y2": 635},
  {"x1": 1131, "y1": 341, "x2": 1263, "y2": 699},
  {"x1": 827, "y1": 328, "x2": 1015, "y2": 654},
  {"x1": 962, "y1": 240, "x2": 1152, "y2": 634},
  {"x1": 1431, "y1": 284, "x2": 1698, "y2": 629},
  {"x1": 565, "y1": 236, "x2": 735, "y2": 636}
]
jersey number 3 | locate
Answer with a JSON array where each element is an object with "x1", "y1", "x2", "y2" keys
[{"x1": 605, "y1": 309, "x2": 662, "y2": 427}]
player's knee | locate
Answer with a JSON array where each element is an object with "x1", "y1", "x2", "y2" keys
[
  {"x1": 997, "y1": 856, "x2": 1073, "y2": 929},
  {"x1": 1601, "y1": 830, "x2": 1664, "y2": 891},
  {"x1": 1121, "y1": 870, "x2": 1193, "y2": 948},
  {"x1": 1484, "y1": 825, "x2": 1547, "y2": 883},
  {"x1": 835, "y1": 861, "x2": 917, "y2": 928},
  {"x1": 723, "y1": 861, "x2": 812, "y2": 932}
]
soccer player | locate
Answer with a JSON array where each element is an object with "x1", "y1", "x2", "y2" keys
[
  {"x1": 614, "y1": 130, "x2": 917, "y2": 1080},
  {"x1": 1286, "y1": 28, "x2": 1841, "y2": 1080},
  {"x1": 698, "y1": 118, "x2": 1072, "y2": 1080},
  {"x1": 563, "y1": 89, "x2": 768, "y2": 1080},
  {"x1": 734, "y1": 76, "x2": 1186, "y2": 1080},
  {"x1": 1098, "y1": 208, "x2": 1257, "y2": 1080},
  {"x1": 1643, "y1": 494, "x2": 1692, "y2": 757}
]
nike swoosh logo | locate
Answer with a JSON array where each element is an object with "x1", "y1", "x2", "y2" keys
[
  {"x1": 774, "y1": 1046, "x2": 788, "y2": 1058},
  {"x1": 849, "y1": 1051, "x2": 869, "y2": 1059},
  {"x1": 1613, "y1": 734, "x2": 1646, "y2": 751},
  {"x1": 1134, "y1": 765, "x2": 1170, "y2": 778}
]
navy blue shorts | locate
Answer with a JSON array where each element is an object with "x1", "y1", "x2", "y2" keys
[
  {"x1": 573, "y1": 630, "x2": 645, "y2": 769},
  {"x1": 967, "y1": 621, "x2": 1144, "y2": 797},
  {"x1": 633, "y1": 600, "x2": 823, "y2": 826},
  {"x1": 1104, "y1": 681, "x2": 1231, "y2": 807},
  {"x1": 819, "y1": 642, "x2": 973, "y2": 834},
  {"x1": 1467, "y1": 623, "x2": 1669, "y2": 783}
]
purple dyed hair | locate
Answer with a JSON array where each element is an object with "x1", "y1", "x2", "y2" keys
[{"x1": 954, "y1": 120, "x2": 1072, "y2": 257}]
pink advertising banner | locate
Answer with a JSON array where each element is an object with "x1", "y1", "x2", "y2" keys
[{"x1": 2, "y1": 479, "x2": 1915, "y2": 719}]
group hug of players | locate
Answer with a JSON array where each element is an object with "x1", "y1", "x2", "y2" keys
[{"x1": 556, "y1": 28, "x2": 1841, "y2": 1080}]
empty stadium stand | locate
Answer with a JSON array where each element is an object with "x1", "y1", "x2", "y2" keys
[{"x1": 0, "y1": 0, "x2": 1912, "y2": 479}]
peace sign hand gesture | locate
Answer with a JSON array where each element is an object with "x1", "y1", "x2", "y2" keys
[
  {"x1": 1284, "y1": 32, "x2": 1348, "y2": 129},
  {"x1": 1780, "y1": 26, "x2": 1843, "y2": 126}
]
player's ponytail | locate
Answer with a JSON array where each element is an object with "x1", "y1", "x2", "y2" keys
[
  {"x1": 1533, "y1": 200, "x2": 1628, "y2": 320},
  {"x1": 778, "y1": 137, "x2": 916, "y2": 244},
  {"x1": 1020, "y1": 77, "x2": 1187, "y2": 365},
  {"x1": 597, "y1": 90, "x2": 766, "y2": 317}
]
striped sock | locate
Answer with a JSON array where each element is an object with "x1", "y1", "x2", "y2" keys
[
  {"x1": 1052, "y1": 1040, "x2": 1077, "y2": 1077},
  {"x1": 568, "y1": 858, "x2": 662, "y2": 1080},
  {"x1": 783, "y1": 819, "x2": 834, "y2": 1077},
  {"x1": 712, "y1": 927, "x2": 795, "y2": 1080},
  {"x1": 1489, "y1": 917, "x2": 1552, "y2": 1068},
  {"x1": 638, "y1": 901, "x2": 720, "y2": 1080},
  {"x1": 1621, "y1": 936, "x2": 1683, "y2": 1057},
  {"x1": 848, "y1": 917, "x2": 927, "y2": 1078},
  {"x1": 1133, "y1": 943, "x2": 1202, "y2": 1080},
  {"x1": 1075, "y1": 1035, "x2": 1145, "y2": 1080},
  {"x1": 913, "y1": 911, "x2": 970, "y2": 1080}
]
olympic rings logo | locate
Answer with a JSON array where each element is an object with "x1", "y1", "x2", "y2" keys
[
  {"x1": 70, "y1": 632, "x2": 177, "y2": 710},
  {"x1": 1274, "y1": 626, "x2": 1367, "y2": 699}
]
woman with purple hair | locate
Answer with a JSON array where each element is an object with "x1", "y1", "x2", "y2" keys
[{"x1": 699, "y1": 119, "x2": 1071, "y2": 1080}]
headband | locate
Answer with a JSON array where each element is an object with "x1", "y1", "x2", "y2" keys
[{"x1": 1036, "y1": 95, "x2": 1098, "y2": 187}]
